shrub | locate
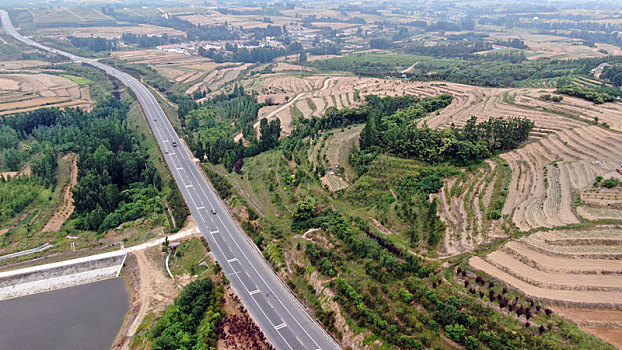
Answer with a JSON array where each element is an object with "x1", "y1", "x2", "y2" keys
[{"x1": 601, "y1": 177, "x2": 621, "y2": 189}]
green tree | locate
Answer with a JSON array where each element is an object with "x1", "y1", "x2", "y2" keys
[{"x1": 292, "y1": 197, "x2": 316, "y2": 222}]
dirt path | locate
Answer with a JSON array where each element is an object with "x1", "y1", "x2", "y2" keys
[
  {"x1": 42, "y1": 153, "x2": 78, "y2": 232},
  {"x1": 400, "y1": 61, "x2": 419, "y2": 74},
  {"x1": 234, "y1": 91, "x2": 307, "y2": 142},
  {"x1": 113, "y1": 219, "x2": 199, "y2": 348}
]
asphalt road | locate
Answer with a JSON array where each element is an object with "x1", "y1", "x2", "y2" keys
[{"x1": 0, "y1": 10, "x2": 340, "y2": 350}]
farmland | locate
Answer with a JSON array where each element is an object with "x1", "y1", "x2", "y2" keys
[
  {"x1": 111, "y1": 49, "x2": 253, "y2": 95},
  {"x1": 0, "y1": 73, "x2": 92, "y2": 115},
  {"x1": 470, "y1": 226, "x2": 622, "y2": 347},
  {"x1": 39, "y1": 24, "x2": 185, "y2": 40}
]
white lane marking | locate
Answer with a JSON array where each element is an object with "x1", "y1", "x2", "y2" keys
[
  {"x1": 227, "y1": 258, "x2": 238, "y2": 263},
  {"x1": 166, "y1": 154, "x2": 205, "y2": 223},
  {"x1": 199, "y1": 217, "x2": 293, "y2": 348},
  {"x1": 181, "y1": 158, "x2": 303, "y2": 349},
  {"x1": 185, "y1": 184, "x2": 193, "y2": 188},
  {"x1": 176, "y1": 167, "x2": 183, "y2": 170},
  {"x1": 209, "y1": 229, "x2": 219, "y2": 234},
  {"x1": 50, "y1": 29, "x2": 325, "y2": 347},
  {"x1": 212, "y1": 204, "x2": 323, "y2": 348},
  {"x1": 197, "y1": 206, "x2": 205, "y2": 210},
  {"x1": 249, "y1": 289, "x2": 260, "y2": 295},
  {"x1": 274, "y1": 323, "x2": 287, "y2": 330}
]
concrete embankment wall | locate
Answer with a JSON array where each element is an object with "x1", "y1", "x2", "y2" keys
[{"x1": 0, "y1": 251, "x2": 126, "y2": 301}]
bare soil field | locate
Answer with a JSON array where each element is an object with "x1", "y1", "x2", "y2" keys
[
  {"x1": 113, "y1": 49, "x2": 251, "y2": 94},
  {"x1": 0, "y1": 73, "x2": 91, "y2": 115},
  {"x1": 515, "y1": 89, "x2": 622, "y2": 132},
  {"x1": 554, "y1": 307, "x2": 622, "y2": 349},
  {"x1": 113, "y1": 247, "x2": 179, "y2": 349},
  {"x1": 181, "y1": 13, "x2": 295, "y2": 29},
  {"x1": 470, "y1": 225, "x2": 622, "y2": 346},
  {"x1": 0, "y1": 60, "x2": 47, "y2": 71},
  {"x1": 487, "y1": 32, "x2": 622, "y2": 59}
]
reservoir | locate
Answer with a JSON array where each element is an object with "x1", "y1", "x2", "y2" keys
[{"x1": 0, "y1": 278, "x2": 129, "y2": 350}]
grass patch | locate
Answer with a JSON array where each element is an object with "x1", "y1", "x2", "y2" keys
[
  {"x1": 60, "y1": 74, "x2": 92, "y2": 85},
  {"x1": 169, "y1": 237, "x2": 210, "y2": 276}
]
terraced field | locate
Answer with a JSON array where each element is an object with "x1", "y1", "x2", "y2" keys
[
  {"x1": 554, "y1": 307, "x2": 622, "y2": 349},
  {"x1": 470, "y1": 225, "x2": 622, "y2": 346},
  {"x1": 436, "y1": 158, "x2": 511, "y2": 255},
  {"x1": 419, "y1": 86, "x2": 585, "y2": 141},
  {"x1": 581, "y1": 187, "x2": 622, "y2": 207},
  {"x1": 576, "y1": 205, "x2": 622, "y2": 221},
  {"x1": 252, "y1": 77, "x2": 475, "y2": 136},
  {"x1": 407, "y1": 82, "x2": 622, "y2": 233},
  {"x1": 515, "y1": 89, "x2": 622, "y2": 132},
  {"x1": 112, "y1": 49, "x2": 252, "y2": 94},
  {"x1": 502, "y1": 125, "x2": 622, "y2": 231},
  {"x1": 307, "y1": 125, "x2": 364, "y2": 192},
  {"x1": 470, "y1": 227, "x2": 622, "y2": 305},
  {"x1": 0, "y1": 73, "x2": 91, "y2": 115}
]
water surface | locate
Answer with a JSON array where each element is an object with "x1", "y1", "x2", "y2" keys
[{"x1": 0, "y1": 278, "x2": 129, "y2": 350}]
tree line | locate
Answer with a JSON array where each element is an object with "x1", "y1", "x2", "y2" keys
[
  {"x1": 361, "y1": 111, "x2": 533, "y2": 165},
  {"x1": 556, "y1": 84, "x2": 617, "y2": 104},
  {"x1": 0, "y1": 98, "x2": 176, "y2": 233},
  {"x1": 121, "y1": 33, "x2": 179, "y2": 48},
  {"x1": 180, "y1": 85, "x2": 281, "y2": 172},
  {"x1": 310, "y1": 54, "x2": 622, "y2": 88},
  {"x1": 150, "y1": 278, "x2": 224, "y2": 350}
]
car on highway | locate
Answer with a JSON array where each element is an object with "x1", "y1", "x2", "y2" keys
[
  {"x1": 211, "y1": 208, "x2": 217, "y2": 214},
  {"x1": 172, "y1": 141, "x2": 177, "y2": 147}
]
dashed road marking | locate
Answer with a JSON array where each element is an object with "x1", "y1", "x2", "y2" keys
[
  {"x1": 274, "y1": 323, "x2": 287, "y2": 330},
  {"x1": 185, "y1": 184, "x2": 193, "y2": 188},
  {"x1": 209, "y1": 229, "x2": 219, "y2": 234},
  {"x1": 197, "y1": 206, "x2": 205, "y2": 210},
  {"x1": 249, "y1": 289, "x2": 260, "y2": 295},
  {"x1": 227, "y1": 257, "x2": 238, "y2": 263}
]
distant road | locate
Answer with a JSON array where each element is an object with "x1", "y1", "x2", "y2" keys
[{"x1": 0, "y1": 10, "x2": 340, "y2": 350}]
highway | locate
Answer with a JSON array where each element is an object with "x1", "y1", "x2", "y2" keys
[{"x1": 0, "y1": 10, "x2": 340, "y2": 350}]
